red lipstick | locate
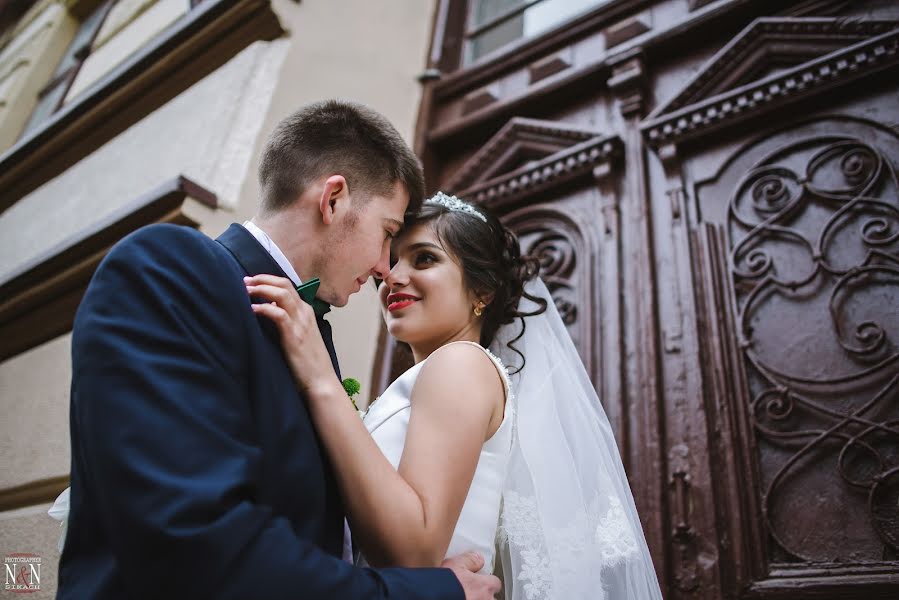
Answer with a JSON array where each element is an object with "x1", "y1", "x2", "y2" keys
[{"x1": 386, "y1": 293, "x2": 419, "y2": 312}]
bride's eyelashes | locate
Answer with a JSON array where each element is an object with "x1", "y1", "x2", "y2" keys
[
  {"x1": 414, "y1": 251, "x2": 437, "y2": 266},
  {"x1": 387, "y1": 251, "x2": 438, "y2": 270}
]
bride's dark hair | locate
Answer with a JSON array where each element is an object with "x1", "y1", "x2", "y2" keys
[{"x1": 407, "y1": 195, "x2": 547, "y2": 373}]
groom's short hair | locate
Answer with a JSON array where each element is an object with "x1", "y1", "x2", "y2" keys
[{"x1": 258, "y1": 100, "x2": 424, "y2": 215}]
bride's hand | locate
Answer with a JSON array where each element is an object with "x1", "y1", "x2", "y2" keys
[{"x1": 244, "y1": 274, "x2": 338, "y2": 396}]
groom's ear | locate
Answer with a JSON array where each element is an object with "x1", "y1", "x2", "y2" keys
[{"x1": 318, "y1": 175, "x2": 349, "y2": 225}]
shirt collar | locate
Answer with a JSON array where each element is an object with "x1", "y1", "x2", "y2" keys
[{"x1": 242, "y1": 220, "x2": 302, "y2": 287}]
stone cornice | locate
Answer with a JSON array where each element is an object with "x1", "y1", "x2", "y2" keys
[
  {"x1": 641, "y1": 27, "x2": 899, "y2": 148},
  {"x1": 0, "y1": 176, "x2": 216, "y2": 362},
  {"x1": 0, "y1": 475, "x2": 69, "y2": 513}
]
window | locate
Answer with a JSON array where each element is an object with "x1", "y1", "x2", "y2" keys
[
  {"x1": 18, "y1": 0, "x2": 113, "y2": 138},
  {"x1": 465, "y1": 0, "x2": 599, "y2": 64},
  {"x1": 18, "y1": 0, "x2": 208, "y2": 139}
]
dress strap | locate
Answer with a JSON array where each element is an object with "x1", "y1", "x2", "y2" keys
[{"x1": 443, "y1": 340, "x2": 513, "y2": 401}]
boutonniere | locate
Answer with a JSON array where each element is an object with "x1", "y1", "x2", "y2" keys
[{"x1": 342, "y1": 377, "x2": 364, "y2": 418}]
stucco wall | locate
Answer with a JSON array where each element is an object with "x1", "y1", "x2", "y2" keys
[{"x1": 0, "y1": 0, "x2": 435, "y2": 593}]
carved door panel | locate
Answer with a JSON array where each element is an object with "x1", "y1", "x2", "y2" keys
[{"x1": 691, "y1": 115, "x2": 899, "y2": 595}]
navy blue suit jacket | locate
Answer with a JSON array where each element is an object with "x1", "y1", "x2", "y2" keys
[{"x1": 58, "y1": 223, "x2": 463, "y2": 599}]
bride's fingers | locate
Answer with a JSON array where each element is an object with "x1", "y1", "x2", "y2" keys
[
  {"x1": 250, "y1": 302, "x2": 314, "y2": 342},
  {"x1": 250, "y1": 301, "x2": 291, "y2": 329},
  {"x1": 246, "y1": 284, "x2": 308, "y2": 315},
  {"x1": 243, "y1": 274, "x2": 294, "y2": 289}
]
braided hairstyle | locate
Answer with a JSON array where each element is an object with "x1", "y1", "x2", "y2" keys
[{"x1": 406, "y1": 197, "x2": 547, "y2": 372}]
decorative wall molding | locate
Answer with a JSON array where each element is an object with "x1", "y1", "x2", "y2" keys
[
  {"x1": 425, "y1": 0, "x2": 763, "y2": 146},
  {"x1": 3, "y1": 0, "x2": 57, "y2": 41},
  {"x1": 641, "y1": 22, "x2": 899, "y2": 148},
  {"x1": 650, "y1": 18, "x2": 897, "y2": 118},
  {"x1": 446, "y1": 116, "x2": 602, "y2": 191},
  {"x1": 608, "y1": 49, "x2": 647, "y2": 118},
  {"x1": 0, "y1": 176, "x2": 216, "y2": 362},
  {"x1": 461, "y1": 83, "x2": 499, "y2": 115},
  {"x1": 501, "y1": 205, "x2": 594, "y2": 366},
  {"x1": 527, "y1": 48, "x2": 573, "y2": 84},
  {"x1": 604, "y1": 11, "x2": 651, "y2": 49},
  {"x1": 458, "y1": 133, "x2": 623, "y2": 211}
]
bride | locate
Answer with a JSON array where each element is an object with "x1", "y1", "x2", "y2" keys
[{"x1": 247, "y1": 192, "x2": 663, "y2": 600}]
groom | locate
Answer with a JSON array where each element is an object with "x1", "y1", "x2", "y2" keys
[{"x1": 58, "y1": 101, "x2": 499, "y2": 599}]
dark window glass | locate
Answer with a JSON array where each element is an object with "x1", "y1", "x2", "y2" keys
[{"x1": 466, "y1": 0, "x2": 599, "y2": 64}]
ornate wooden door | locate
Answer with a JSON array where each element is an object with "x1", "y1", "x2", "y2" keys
[
  {"x1": 684, "y1": 116, "x2": 899, "y2": 596},
  {"x1": 379, "y1": 1, "x2": 899, "y2": 597},
  {"x1": 643, "y1": 12, "x2": 899, "y2": 598}
]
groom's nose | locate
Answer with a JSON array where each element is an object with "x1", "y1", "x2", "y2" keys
[
  {"x1": 371, "y1": 243, "x2": 391, "y2": 280},
  {"x1": 384, "y1": 263, "x2": 409, "y2": 288}
]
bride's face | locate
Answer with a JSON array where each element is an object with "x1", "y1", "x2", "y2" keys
[{"x1": 378, "y1": 223, "x2": 480, "y2": 351}]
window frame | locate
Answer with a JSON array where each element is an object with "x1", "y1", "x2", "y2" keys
[
  {"x1": 461, "y1": 0, "x2": 600, "y2": 66},
  {"x1": 19, "y1": 0, "x2": 116, "y2": 139}
]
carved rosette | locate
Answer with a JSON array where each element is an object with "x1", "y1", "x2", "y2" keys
[
  {"x1": 501, "y1": 206, "x2": 593, "y2": 364},
  {"x1": 525, "y1": 231, "x2": 578, "y2": 327}
]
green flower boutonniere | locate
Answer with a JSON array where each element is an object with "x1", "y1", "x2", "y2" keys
[{"x1": 342, "y1": 377, "x2": 363, "y2": 415}]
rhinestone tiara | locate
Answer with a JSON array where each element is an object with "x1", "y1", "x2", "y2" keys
[{"x1": 424, "y1": 192, "x2": 487, "y2": 223}]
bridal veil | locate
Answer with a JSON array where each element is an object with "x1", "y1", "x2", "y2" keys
[{"x1": 491, "y1": 278, "x2": 663, "y2": 600}]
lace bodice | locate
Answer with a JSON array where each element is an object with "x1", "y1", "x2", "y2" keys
[{"x1": 358, "y1": 341, "x2": 513, "y2": 573}]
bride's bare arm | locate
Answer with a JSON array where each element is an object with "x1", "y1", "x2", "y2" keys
[
  {"x1": 245, "y1": 274, "x2": 505, "y2": 568},
  {"x1": 312, "y1": 344, "x2": 502, "y2": 567}
]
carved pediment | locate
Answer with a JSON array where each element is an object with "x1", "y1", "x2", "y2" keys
[
  {"x1": 642, "y1": 18, "x2": 899, "y2": 148},
  {"x1": 447, "y1": 117, "x2": 622, "y2": 211},
  {"x1": 447, "y1": 117, "x2": 601, "y2": 191}
]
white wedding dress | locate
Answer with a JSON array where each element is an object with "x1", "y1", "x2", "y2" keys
[
  {"x1": 357, "y1": 340, "x2": 513, "y2": 574},
  {"x1": 355, "y1": 279, "x2": 663, "y2": 600}
]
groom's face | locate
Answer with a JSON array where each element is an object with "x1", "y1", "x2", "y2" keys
[{"x1": 317, "y1": 181, "x2": 409, "y2": 306}]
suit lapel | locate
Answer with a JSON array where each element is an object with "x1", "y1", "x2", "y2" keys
[
  {"x1": 216, "y1": 223, "x2": 291, "y2": 281},
  {"x1": 216, "y1": 223, "x2": 341, "y2": 378}
]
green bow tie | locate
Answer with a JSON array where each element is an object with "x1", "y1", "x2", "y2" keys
[{"x1": 295, "y1": 277, "x2": 331, "y2": 318}]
